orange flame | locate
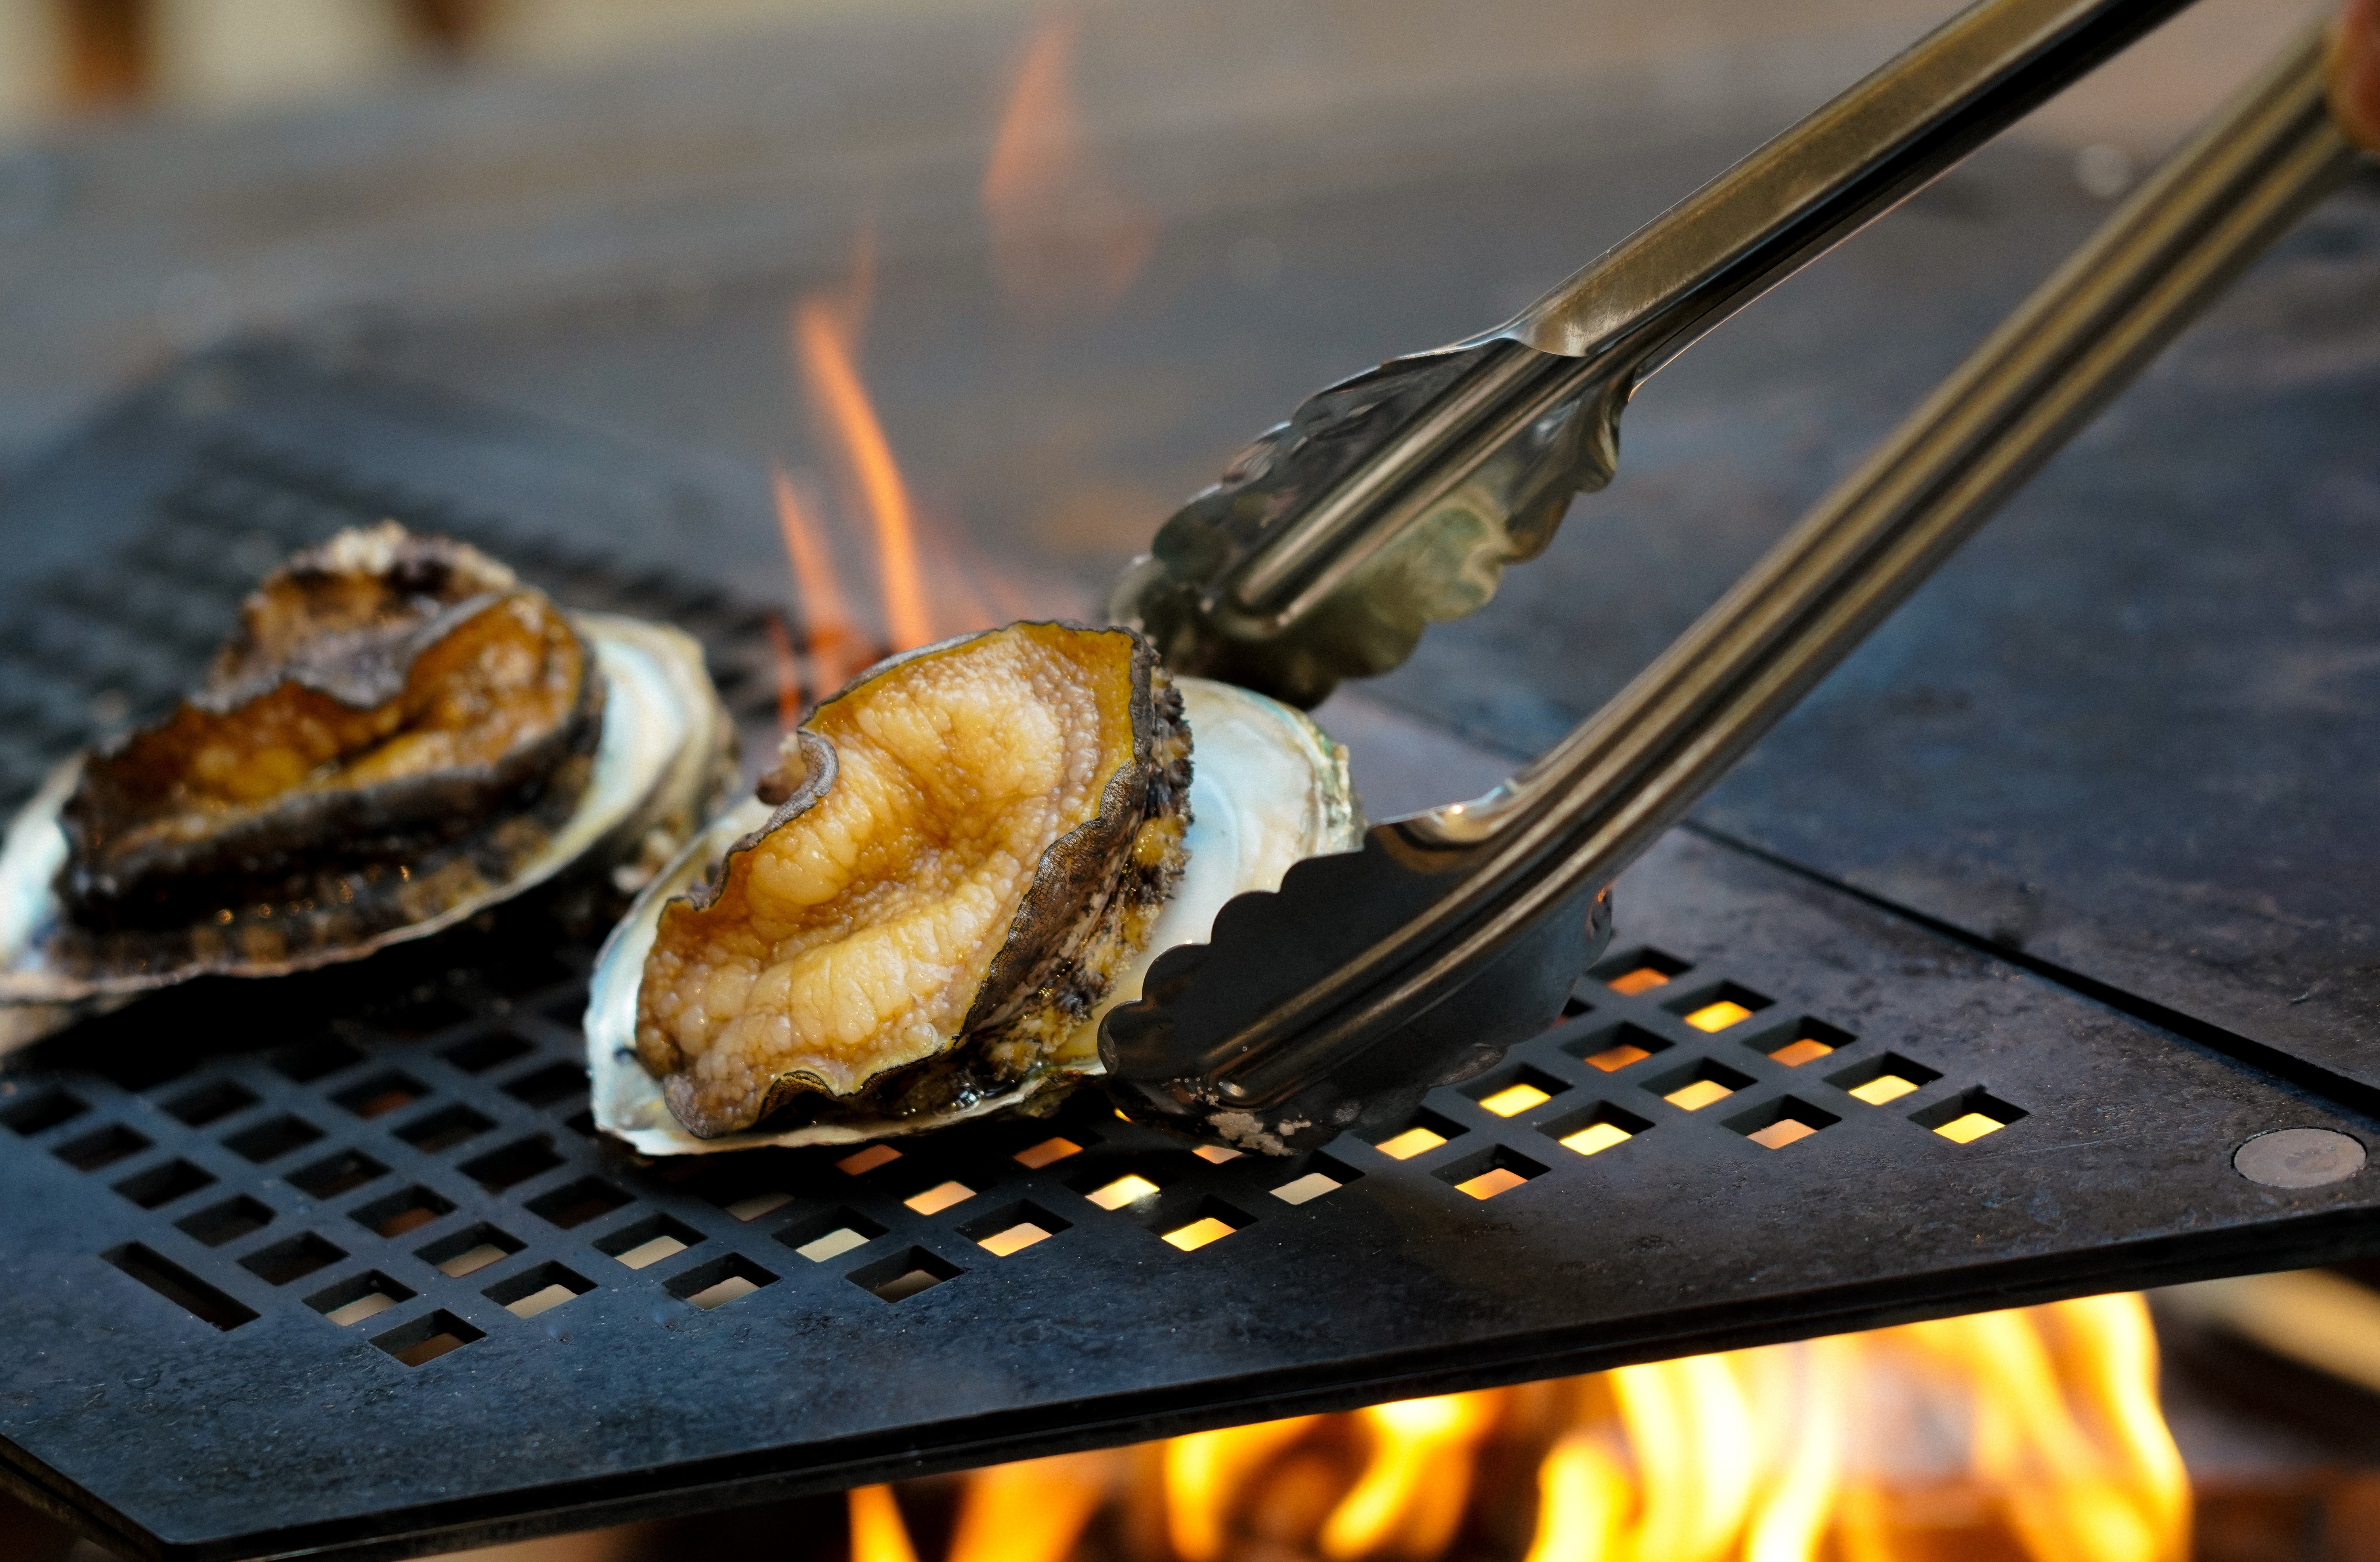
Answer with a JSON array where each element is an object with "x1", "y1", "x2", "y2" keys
[
  {"x1": 847, "y1": 1486, "x2": 917, "y2": 1562},
  {"x1": 792, "y1": 297, "x2": 934, "y2": 653},
  {"x1": 982, "y1": 12, "x2": 1157, "y2": 317},
  {"x1": 771, "y1": 463, "x2": 866, "y2": 699},
  {"x1": 859, "y1": 1293, "x2": 2188, "y2": 1562},
  {"x1": 948, "y1": 1451, "x2": 1116, "y2": 1562}
]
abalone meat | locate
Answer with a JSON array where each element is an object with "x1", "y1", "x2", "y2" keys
[
  {"x1": 587, "y1": 625, "x2": 1363, "y2": 1154},
  {"x1": 0, "y1": 523, "x2": 735, "y2": 1022}
]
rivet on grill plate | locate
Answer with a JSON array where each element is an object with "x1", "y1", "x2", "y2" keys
[{"x1": 2232, "y1": 1127, "x2": 2367, "y2": 1188}]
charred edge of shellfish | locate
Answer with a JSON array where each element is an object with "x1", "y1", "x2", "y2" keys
[
  {"x1": 61, "y1": 614, "x2": 605, "y2": 932},
  {"x1": 653, "y1": 623, "x2": 1192, "y2": 1138},
  {"x1": 41, "y1": 682, "x2": 606, "y2": 979},
  {"x1": 675, "y1": 731, "x2": 838, "y2": 917}
]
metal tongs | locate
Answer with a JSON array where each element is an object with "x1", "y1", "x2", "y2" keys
[{"x1": 1098, "y1": 0, "x2": 2367, "y2": 1152}]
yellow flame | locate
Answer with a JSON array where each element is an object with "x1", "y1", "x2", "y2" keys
[
  {"x1": 792, "y1": 297, "x2": 933, "y2": 652},
  {"x1": 1905, "y1": 1296, "x2": 2188, "y2": 1562},
  {"x1": 891, "y1": 1294, "x2": 2189, "y2": 1562},
  {"x1": 1739, "y1": 1339, "x2": 1847, "y2": 1562},
  {"x1": 946, "y1": 1452, "x2": 1114, "y2": 1562},
  {"x1": 1521, "y1": 1434, "x2": 1630, "y2": 1562},
  {"x1": 1163, "y1": 1416, "x2": 1319, "y2": 1562},
  {"x1": 1610, "y1": 1355, "x2": 1758, "y2": 1562},
  {"x1": 1319, "y1": 1394, "x2": 1496, "y2": 1560},
  {"x1": 847, "y1": 1486, "x2": 917, "y2": 1562},
  {"x1": 982, "y1": 11, "x2": 1157, "y2": 317},
  {"x1": 769, "y1": 461, "x2": 863, "y2": 700}
]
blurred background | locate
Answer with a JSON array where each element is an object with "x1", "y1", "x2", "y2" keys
[{"x1": 3, "y1": 2, "x2": 2378, "y2": 1561}]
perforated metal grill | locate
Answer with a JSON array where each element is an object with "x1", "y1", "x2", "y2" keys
[{"x1": 2, "y1": 357, "x2": 2378, "y2": 1562}]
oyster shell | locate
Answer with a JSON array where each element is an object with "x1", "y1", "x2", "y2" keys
[
  {"x1": 0, "y1": 524, "x2": 735, "y2": 1021},
  {"x1": 588, "y1": 668, "x2": 1363, "y2": 1155}
]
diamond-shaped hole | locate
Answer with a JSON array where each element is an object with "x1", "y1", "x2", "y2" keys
[
  {"x1": 373, "y1": 1309, "x2": 482, "y2": 1366},
  {"x1": 114, "y1": 1158, "x2": 216, "y2": 1209},
  {"x1": 417, "y1": 1223, "x2": 524, "y2": 1278},
  {"x1": 595, "y1": 1213, "x2": 705, "y2": 1270},
  {"x1": 502, "y1": 1061, "x2": 587, "y2": 1109},
  {"x1": 1726, "y1": 1096, "x2": 1841, "y2": 1150},
  {"x1": 777, "y1": 1207, "x2": 887, "y2": 1264},
  {"x1": 1465, "y1": 1065, "x2": 1571, "y2": 1119},
  {"x1": 333, "y1": 1071, "x2": 426, "y2": 1120},
  {"x1": 525, "y1": 1176, "x2": 632, "y2": 1229},
  {"x1": 1541, "y1": 1102, "x2": 1655, "y2": 1158},
  {"x1": 1666, "y1": 981, "x2": 1774, "y2": 1034},
  {"x1": 1566, "y1": 1023, "x2": 1673, "y2": 1074},
  {"x1": 958, "y1": 1200, "x2": 1070, "y2": 1257},
  {"x1": 718, "y1": 1189, "x2": 793, "y2": 1222},
  {"x1": 223, "y1": 1114, "x2": 325, "y2": 1163},
  {"x1": 1159, "y1": 1198, "x2": 1251, "y2": 1252},
  {"x1": 351, "y1": 1184, "x2": 455, "y2": 1238},
  {"x1": 3, "y1": 1088, "x2": 89, "y2": 1135},
  {"x1": 1830, "y1": 1053, "x2": 1944, "y2": 1107},
  {"x1": 1435, "y1": 1146, "x2": 1549, "y2": 1201},
  {"x1": 666, "y1": 1254, "x2": 778, "y2": 1311},
  {"x1": 56, "y1": 1124, "x2": 151, "y2": 1170},
  {"x1": 243, "y1": 1232, "x2": 348, "y2": 1285},
  {"x1": 159, "y1": 1080, "x2": 256, "y2": 1127},
  {"x1": 1752, "y1": 1018, "x2": 1855, "y2": 1068},
  {"x1": 307, "y1": 1268, "x2": 414, "y2": 1324},
  {"x1": 838, "y1": 1143, "x2": 901, "y2": 1176},
  {"x1": 847, "y1": 1246, "x2": 959, "y2": 1303},
  {"x1": 1270, "y1": 1154, "x2": 1362, "y2": 1206},
  {"x1": 286, "y1": 1147, "x2": 387, "y2": 1199},
  {"x1": 394, "y1": 1103, "x2": 496, "y2": 1154},
  {"x1": 487, "y1": 1262, "x2": 595, "y2": 1319},
  {"x1": 442, "y1": 1032, "x2": 534, "y2": 1075},
  {"x1": 1649, "y1": 1060, "x2": 1756, "y2": 1113},
  {"x1": 1081, "y1": 1171, "x2": 1163, "y2": 1209},
  {"x1": 903, "y1": 1179, "x2": 976, "y2": 1216},
  {"x1": 1915, "y1": 1089, "x2": 2028, "y2": 1144},
  {"x1": 1371, "y1": 1109, "x2": 1466, "y2": 1162},
  {"x1": 459, "y1": 1135, "x2": 561, "y2": 1191},
  {"x1": 176, "y1": 1194, "x2": 274, "y2": 1247},
  {"x1": 104, "y1": 1243, "x2": 256, "y2": 1331},
  {"x1": 1013, "y1": 1135, "x2": 1084, "y2": 1169},
  {"x1": 1591, "y1": 946, "x2": 1691, "y2": 996}
]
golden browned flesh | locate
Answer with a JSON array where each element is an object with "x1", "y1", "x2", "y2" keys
[
  {"x1": 58, "y1": 523, "x2": 600, "y2": 961},
  {"x1": 637, "y1": 622, "x2": 1188, "y2": 1137}
]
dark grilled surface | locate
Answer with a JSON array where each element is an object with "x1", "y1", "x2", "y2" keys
[
  {"x1": 0, "y1": 6, "x2": 2375, "y2": 1554},
  {"x1": 0, "y1": 360, "x2": 2372, "y2": 1562}
]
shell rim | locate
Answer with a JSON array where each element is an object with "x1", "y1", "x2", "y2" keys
[
  {"x1": 585, "y1": 673, "x2": 1363, "y2": 1156},
  {"x1": 0, "y1": 612, "x2": 722, "y2": 1004}
]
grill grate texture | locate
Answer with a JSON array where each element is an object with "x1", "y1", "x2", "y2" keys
[{"x1": 1, "y1": 351, "x2": 2377, "y2": 1562}]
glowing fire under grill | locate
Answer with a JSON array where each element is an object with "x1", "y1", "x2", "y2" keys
[
  {"x1": 840, "y1": 1293, "x2": 2187, "y2": 1562},
  {"x1": 1, "y1": 9, "x2": 2377, "y2": 1562}
]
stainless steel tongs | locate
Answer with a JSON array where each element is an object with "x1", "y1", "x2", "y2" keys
[{"x1": 1099, "y1": 0, "x2": 2367, "y2": 1153}]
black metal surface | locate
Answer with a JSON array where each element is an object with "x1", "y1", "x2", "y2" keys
[
  {"x1": 0, "y1": 353, "x2": 2377, "y2": 1562},
  {"x1": 1368, "y1": 168, "x2": 2380, "y2": 1101}
]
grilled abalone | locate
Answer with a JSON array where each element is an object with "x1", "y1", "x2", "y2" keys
[
  {"x1": 622, "y1": 622, "x2": 1187, "y2": 1138},
  {"x1": 0, "y1": 523, "x2": 735, "y2": 1019},
  {"x1": 587, "y1": 649, "x2": 1363, "y2": 1154}
]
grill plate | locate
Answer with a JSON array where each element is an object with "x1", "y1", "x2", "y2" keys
[{"x1": 1, "y1": 352, "x2": 2376, "y2": 1562}]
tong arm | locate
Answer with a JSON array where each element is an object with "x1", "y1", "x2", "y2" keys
[
  {"x1": 1114, "y1": 0, "x2": 2198, "y2": 707},
  {"x1": 1102, "y1": 19, "x2": 2363, "y2": 1151}
]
